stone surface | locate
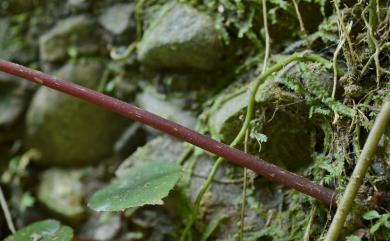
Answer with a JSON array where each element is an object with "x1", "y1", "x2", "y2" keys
[
  {"x1": 116, "y1": 135, "x2": 282, "y2": 240},
  {"x1": 138, "y1": 3, "x2": 222, "y2": 70},
  {"x1": 0, "y1": 74, "x2": 31, "y2": 128},
  {"x1": 39, "y1": 15, "x2": 99, "y2": 62},
  {"x1": 114, "y1": 123, "x2": 147, "y2": 158},
  {"x1": 136, "y1": 91, "x2": 196, "y2": 130},
  {"x1": 98, "y1": 3, "x2": 135, "y2": 35},
  {"x1": 37, "y1": 168, "x2": 85, "y2": 220},
  {"x1": 26, "y1": 60, "x2": 129, "y2": 166},
  {"x1": 116, "y1": 136, "x2": 186, "y2": 176},
  {"x1": 208, "y1": 78, "x2": 316, "y2": 170},
  {"x1": 79, "y1": 212, "x2": 121, "y2": 241}
]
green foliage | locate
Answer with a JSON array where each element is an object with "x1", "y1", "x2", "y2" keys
[
  {"x1": 277, "y1": 63, "x2": 356, "y2": 119},
  {"x1": 4, "y1": 220, "x2": 73, "y2": 241},
  {"x1": 88, "y1": 162, "x2": 183, "y2": 211},
  {"x1": 346, "y1": 235, "x2": 362, "y2": 241},
  {"x1": 363, "y1": 210, "x2": 390, "y2": 235},
  {"x1": 200, "y1": 212, "x2": 228, "y2": 241}
]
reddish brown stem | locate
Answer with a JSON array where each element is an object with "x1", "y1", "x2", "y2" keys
[{"x1": 0, "y1": 59, "x2": 337, "y2": 207}]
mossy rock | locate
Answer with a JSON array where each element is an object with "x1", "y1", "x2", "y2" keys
[
  {"x1": 37, "y1": 168, "x2": 85, "y2": 221},
  {"x1": 116, "y1": 136, "x2": 283, "y2": 240},
  {"x1": 138, "y1": 3, "x2": 222, "y2": 70},
  {"x1": 39, "y1": 15, "x2": 100, "y2": 62},
  {"x1": 26, "y1": 60, "x2": 129, "y2": 166},
  {"x1": 208, "y1": 79, "x2": 316, "y2": 170}
]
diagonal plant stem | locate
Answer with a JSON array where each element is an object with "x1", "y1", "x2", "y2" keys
[
  {"x1": 0, "y1": 185, "x2": 16, "y2": 233},
  {"x1": 180, "y1": 53, "x2": 337, "y2": 240},
  {"x1": 0, "y1": 58, "x2": 336, "y2": 206},
  {"x1": 0, "y1": 58, "x2": 337, "y2": 235},
  {"x1": 324, "y1": 101, "x2": 390, "y2": 241}
]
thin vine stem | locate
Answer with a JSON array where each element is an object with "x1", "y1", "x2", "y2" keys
[
  {"x1": 0, "y1": 185, "x2": 16, "y2": 234},
  {"x1": 324, "y1": 101, "x2": 390, "y2": 241},
  {"x1": 180, "y1": 52, "x2": 335, "y2": 240},
  {"x1": 238, "y1": 130, "x2": 249, "y2": 241},
  {"x1": 292, "y1": 0, "x2": 311, "y2": 49},
  {"x1": 368, "y1": 0, "x2": 378, "y2": 51},
  {"x1": 333, "y1": 0, "x2": 357, "y2": 63}
]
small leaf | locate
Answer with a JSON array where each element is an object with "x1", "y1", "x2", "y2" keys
[
  {"x1": 88, "y1": 162, "x2": 183, "y2": 211},
  {"x1": 200, "y1": 212, "x2": 228, "y2": 241},
  {"x1": 346, "y1": 235, "x2": 362, "y2": 241},
  {"x1": 4, "y1": 219, "x2": 73, "y2": 241},
  {"x1": 370, "y1": 221, "x2": 382, "y2": 234},
  {"x1": 363, "y1": 210, "x2": 381, "y2": 220}
]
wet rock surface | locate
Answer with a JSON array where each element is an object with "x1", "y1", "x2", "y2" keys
[
  {"x1": 136, "y1": 91, "x2": 197, "y2": 130},
  {"x1": 37, "y1": 168, "x2": 85, "y2": 220},
  {"x1": 98, "y1": 3, "x2": 135, "y2": 35},
  {"x1": 39, "y1": 15, "x2": 100, "y2": 62},
  {"x1": 208, "y1": 78, "x2": 316, "y2": 170},
  {"x1": 117, "y1": 135, "x2": 283, "y2": 240},
  {"x1": 138, "y1": 3, "x2": 222, "y2": 70},
  {"x1": 25, "y1": 60, "x2": 130, "y2": 166}
]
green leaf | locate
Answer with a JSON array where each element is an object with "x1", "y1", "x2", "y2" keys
[
  {"x1": 363, "y1": 210, "x2": 381, "y2": 220},
  {"x1": 200, "y1": 212, "x2": 228, "y2": 241},
  {"x1": 370, "y1": 221, "x2": 382, "y2": 233},
  {"x1": 88, "y1": 162, "x2": 183, "y2": 211},
  {"x1": 4, "y1": 219, "x2": 73, "y2": 241},
  {"x1": 346, "y1": 235, "x2": 362, "y2": 241}
]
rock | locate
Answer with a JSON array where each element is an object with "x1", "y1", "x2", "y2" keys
[
  {"x1": 0, "y1": 72, "x2": 35, "y2": 144},
  {"x1": 136, "y1": 91, "x2": 196, "y2": 130},
  {"x1": 39, "y1": 16, "x2": 99, "y2": 62},
  {"x1": 208, "y1": 78, "x2": 316, "y2": 170},
  {"x1": 114, "y1": 123, "x2": 147, "y2": 158},
  {"x1": 116, "y1": 136, "x2": 186, "y2": 176},
  {"x1": 138, "y1": 3, "x2": 222, "y2": 70},
  {"x1": 37, "y1": 168, "x2": 85, "y2": 220},
  {"x1": 79, "y1": 212, "x2": 121, "y2": 241},
  {"x1": 98, "y1": 3, "x2": 135, "y2": 35},
  {"x1": 0, "y1": 18, "x2": 10, "y2": 59},
  {"x1": 116, "y1": 136, "x2": 282, "y2": 240},
  {"x1": 26, "y1": 60, "x2": 129, "y2": 166},
  {"x1": 0, "y1": 73, "x2": 33, "y2": 128}
]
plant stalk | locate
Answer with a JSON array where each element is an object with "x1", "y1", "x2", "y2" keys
[
  {"x1": 0, "y1": 59, "x2": 336, "y2": 204},
  {"x1": 324, "y1": 101, "x2": 390, "y2": 241}
]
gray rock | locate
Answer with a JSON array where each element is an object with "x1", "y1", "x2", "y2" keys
[
  {"x1": 136, "y1": 91, "x2": 196, "y2": 130},
  {"x1": 208, "y1": 78, "x2": 316, "y2": 170},
  {"x1": 39, "y1": 16, "x2": 99, "y2": 62},
  {"x1": 26, "y1": 60, "x2": 129, "y2": 166},
  {"x1": 0, "y1": 72, "x2": 35, "y2": 144},
  {"x1": 116, "y1": 136, "x2": 186, "y2": 176},
  {"x1": 114, "y1": 123, "x2": 147, "y2": 158},
  {"x1": 37, "y1": 168, "x2": 85, "y2": 220},
  {"x1": 138, "y1": 3, "x2": 222, "y2": 70},
  {"x1": 116, "y1": 136, "x2": 282, "y2": 240},
  {"x1": 0, "y1": 75, "x2": 29, "y2": 128},
  {"x1": 98, "y1": 3, "x2": 135, "y2": 35},
  {"x1": 79, "y1": 212, "x2": 121, "y2": 241}
]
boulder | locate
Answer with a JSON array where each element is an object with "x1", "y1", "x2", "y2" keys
[
  {"x1": 116, "y1": 136, "x2": 283, "y2": 240},
  {"x1": 138, "y1": 3, "x2": 222, "y2": 70},
  {"x1": 37, "y1": 168, "x2": 85, "y2": 220},
  {"x1": 136, "y1": 91, "x2": 196, "y2": 130},
  {"x1": 98, "y1": 3, "x2": 135, "y2": 35},
  {"x1": 208, "y1": 78, "x2": 317, "y2": 170},
  {"x1": 26, "y1": 60, "x2": 129, "y2": 166},
  {"x1": 39, "y1": 15, "x2": 99, "y2": 62}
]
